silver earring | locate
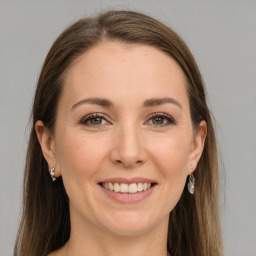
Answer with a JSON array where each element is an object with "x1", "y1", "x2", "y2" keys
[
  {"x1": 187, "y1": 173, "x2": 195, "y2": 194},
  {"x1": 50, "y1": 167, "x2": 56, "y2": 181}
]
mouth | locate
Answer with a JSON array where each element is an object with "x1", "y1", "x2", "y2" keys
[
  {"x1": 99, "y1": 182, "x2": 157, "y2": 194},
  {"x1": 98, "y1": 177, "x2": 158, "y2": 203}
]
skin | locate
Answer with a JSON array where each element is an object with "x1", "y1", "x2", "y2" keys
[{"x1": 36, "y1": 42, "x2": 206, "y2": 256}]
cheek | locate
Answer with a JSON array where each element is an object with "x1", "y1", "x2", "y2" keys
[
  {"x1": 54, "y1": 131, "x2": 110, "y2": 218},
  {"x1": 55, "y1": 131, "x2": 107, "y2": 179},
  {"x1": 143, "y1": 133, "x2": 192, "y2": 215},
  {"x1": 151, "y1": 135, "x2": 191, "y2": 174},
  {"x1": 147, "y1": 132, "x2": 191, "y2": 202}
]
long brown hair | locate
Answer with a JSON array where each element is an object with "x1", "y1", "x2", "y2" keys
[{"x1": 14, "y1": 10, "x2": 224, "y2": 256}]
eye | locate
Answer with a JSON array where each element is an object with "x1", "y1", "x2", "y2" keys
[
  {"x1": 80, "y1": 113, "x2": 110, "y2": 126},
  {"x1": 146, "y1": 113, "x2": 176, "y2": 127}
]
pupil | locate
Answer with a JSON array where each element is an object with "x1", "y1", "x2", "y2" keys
[
  {"x1": 153, "y1": 117, "x2": 163, "y2": 124},
  {"x1": 91, "y1": 117, "x2": 102, "y2": 125}
]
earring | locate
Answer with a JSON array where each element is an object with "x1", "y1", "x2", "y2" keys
[
  {"x1": 49, "y1": 167, "x2": 56, "y2": 181},
  {"x1": 187, "y1": 166, "x2": 195, "y2": 194}
]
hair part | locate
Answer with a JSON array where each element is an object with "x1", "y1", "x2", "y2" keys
[{"x1": 14, "y1": 10, "x2": 224, "y2": 256}]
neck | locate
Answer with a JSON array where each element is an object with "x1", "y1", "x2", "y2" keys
[{"x1": 65, "y1": 212, "x2": 170, "y2": 256}]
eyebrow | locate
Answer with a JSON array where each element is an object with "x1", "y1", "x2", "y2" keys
[
  {"x1": 71, "y1": 97, "x2": 182, "y2": 110},
  {"x1": 143, "y1": 97, "x2": 182, "y2": 108},
  {"x1": 71, "y1": 97, "x2": 113, "y2": 110}
]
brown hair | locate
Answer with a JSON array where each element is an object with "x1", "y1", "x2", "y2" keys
[{"x1": 14, "y1": 10, "x2": 224, "y2": 256}]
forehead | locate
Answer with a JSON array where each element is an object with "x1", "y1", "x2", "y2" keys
[{"x1": 62, "y1": 42, "x2": 189, "y2": 109}]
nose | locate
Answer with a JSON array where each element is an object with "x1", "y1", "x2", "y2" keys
[{"x1": 109, "y1": 123, "x2": 147, "y2": 169}]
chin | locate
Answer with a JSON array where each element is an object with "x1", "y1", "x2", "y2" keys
[{"x1": 98, "y1": 209, "x2": 166, "y2": 237}]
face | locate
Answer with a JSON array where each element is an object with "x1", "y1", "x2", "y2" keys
[{"x1": 37, "y1": 42, "x2": 206, "y2": 237}]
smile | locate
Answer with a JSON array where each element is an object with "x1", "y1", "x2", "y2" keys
[
  {"x1": 99, "y1": 178, "x2": 157, "y2": 203},
  {"x1": 101, "y1": 182, "x2": 152, "y2": 193}
]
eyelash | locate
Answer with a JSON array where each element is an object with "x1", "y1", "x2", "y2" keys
[
  {"x1": 79, "y1": 112, "x2": 176, "y2": 127},
  {"x1": 80, "y1": 113, "x2": 109, "y2": 126},
  {"x1": 146, "y1": 113, "x2": 176, "y2": 127}
]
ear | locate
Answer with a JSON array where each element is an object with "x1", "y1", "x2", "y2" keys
[
  {"x1": 35, "y1": 120, "x2": 60, "y2": 177},
  {"x1": 188, "y1": 120, "x2": 207, "y2": 174}
]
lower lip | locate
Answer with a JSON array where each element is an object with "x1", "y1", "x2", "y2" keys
[{"x1": 99, "y1": 185, "x2": 156, "y2": 203}]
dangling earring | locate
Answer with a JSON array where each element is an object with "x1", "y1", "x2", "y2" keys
[
  {"x1": 187, "y1": 173, "x2": 195, "y2": 194},
  {"x1": 187, "y1": 165, "x2": 195, "y2": 194},
  {"x1": 50, "y1": 167, "x2": 56, "y2": 181}
]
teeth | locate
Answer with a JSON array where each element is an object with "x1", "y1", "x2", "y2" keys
[
  {"x1": 137, "y1": 183, "x2": 143, "y2": 192},
  {"x1": 120, "y1": 183, "x2": 129, "y2": 193},
  {"x1": 114, "y1": 183, "x2": 120, "y2": 192},
  {"x1": 109, "y1": 183, "x2": 114, "y2": 191},
  {"x1": 129, "y1": 183, "x2": 137, "y2": 193},
  {"x1": 102, "y1": 182, "x2": 152, "y2": 193}
]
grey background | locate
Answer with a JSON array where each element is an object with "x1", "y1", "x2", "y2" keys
[{"x1": 0, "y1": 1, "x2": 255, "y2": 255}]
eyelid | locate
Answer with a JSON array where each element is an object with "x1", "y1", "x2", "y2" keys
[
  {"x1": 79, "y1": 113, "x2": 111, "y2": 125},
  {"x1": 146, "y1": 112, "x2": 177, "y2": 126},
  {"x1": 79, "y1": 112, "x2": 176, "y2": 127}
]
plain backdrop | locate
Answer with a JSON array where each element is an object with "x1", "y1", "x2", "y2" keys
[{"x1": 0, "y1": 1, "x2": 256, "y2": 255}]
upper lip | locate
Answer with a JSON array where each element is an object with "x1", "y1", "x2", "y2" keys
[{"x1": 99, "y1": 177, "x2": 157, "y2": 184}]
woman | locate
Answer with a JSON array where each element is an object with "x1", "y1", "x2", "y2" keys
[{"x1": 14, "y1": 10, "x2": 224, "y2": 256}]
